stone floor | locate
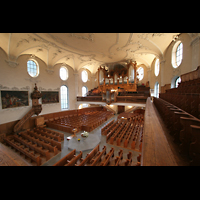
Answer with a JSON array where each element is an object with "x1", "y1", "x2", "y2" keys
[{"x1": 42, "y1": 114, "x2": 140, "y2": 166}]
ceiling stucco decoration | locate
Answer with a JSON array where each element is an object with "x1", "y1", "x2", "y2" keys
[{"x1": 0, "y1": 33, "x2": 181, "y2": 73}]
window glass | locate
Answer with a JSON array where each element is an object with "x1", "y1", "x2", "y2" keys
[
  {"x1": 82, "y1": 70, "x2": 88, "y2": 82},
  {"x1": 27, "y1": 59, "x2": 39, "y2": 77},
  {"x1": 175, "y1": 77, "x2": 181, "y2": 88},
  {"x1": 155, "y1": 59, "x2": 160, "y2": 76},
  {"x1": 82, "y1": 86, "x2": 88, "y2": 97},
  {"x1": 176, "y1": 43, "x2": 183, "y2": 67},
  {"x1": 155, "y1": 82, "x2": 159, "y2": 98},
  {"x1": 60, "y1": 66, "x2": 68, "y2": 81},
  {"x1": 137, "y1": 67, "x2": 144, "y2": 81},
  {"x1": 60, "y1": 85, "x2": 68, "y2": 110}
]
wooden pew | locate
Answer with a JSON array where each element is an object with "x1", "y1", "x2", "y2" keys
[
  {"x1": 78, "y1": 145, "x2": 100, "y2": 166},
  {"x1": 20, "y1": 132, "x2": 58, "y2": 155},
  {"x1": 27, "y1": 130, "x2": 62, "y2": 151},
  {"x1": 53, "y1": 149, "x2": 76, "y2": 166},
  {"x1": 4, "y1": 137, "x2": 41, "y2": 166},
  {"x1": 179, "y1": 117, "x2": 200, "y2": 156},
  {"x1": 99, "y1": 148, "x2": 114, "y2": 166},
  {"x1": 65, "y1": 151, "x2": 82, "y2": 166},
  {"x1": 114, "y1": 149, "x2": 123, "y2": 166},
  {"x1": 125, "y1": 152, "x2": 132, "y2": 166},
  {"x1": 190, "y1": 125, "x2": 200, "y2": 165},
  {"x1": 13, "y1": 135, "x2": 50, "y2": 161},
  {"x1": 90, "y1": 146, "x2": 107, "y2": 166}
]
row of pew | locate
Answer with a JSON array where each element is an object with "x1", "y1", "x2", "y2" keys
[
  {"x1": 154, "y1": 97, "x2": 200, "y2": 166},
  {"x1": 160, "y1": 78, "x2": 200, "y2": 119},
  {"x1": 101, "y1": 114, "x2": 144, "y2": 152},
  {"x1": 53, "y1": 144, "x2": 141, "y2": 166},
  {"x1": 46, "y1": 110, "x2": 114, "y2": 133},
  {"x1": 3, "y1": 127, "x2": 64, "y2": 166}
]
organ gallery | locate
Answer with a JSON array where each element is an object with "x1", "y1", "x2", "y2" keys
[{"x1": 0, "y1": 33, "x2": 200, "y2": 166}]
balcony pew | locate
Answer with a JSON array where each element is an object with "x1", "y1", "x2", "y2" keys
[{"x1": 190, "y1": 125, "x2": 200, "y2": 165}]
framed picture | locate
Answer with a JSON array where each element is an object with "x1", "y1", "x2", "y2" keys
[
  {"x1": 41, "y1": 91, "x2": 59, "y2": 104},
  {"x1": 1, "y1": 90, "x2": 29, "y2": 109}
]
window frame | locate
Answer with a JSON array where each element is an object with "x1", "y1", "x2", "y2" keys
[
  {"x1": 137, "y1": 66, "x2": 144, "y2": 81},
  {"x1": 175, "y1": 76, "x2": 181, "y2": 88},
  {"x1": 59, "y1": 66, "x2": 68, "y2": 81},
  {"x1": 27, "y1": 59, "x2": 39, "y2": 78},
  {"x1": 171, "y1": 41, "x2": 183, "y2": 68},
  {"x1": 154, "y1": 58, "x2": 160, "y2": 77},
  {"x1": 82, "y1": 86, "x2": 88, "y2": 97},
  {"x1": 60, "y1": 85, "x2": 68, "y2": 110},
  {"x1": 82, "y1": 70, "x2": 88, "y2": 83},
  {"x1": 154, "y1": 82, "x2": 159, "y2": 98}
]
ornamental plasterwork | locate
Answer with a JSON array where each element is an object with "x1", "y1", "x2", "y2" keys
[{"x1": 69, "y1": 33, "x2": 95, "y2": 42}]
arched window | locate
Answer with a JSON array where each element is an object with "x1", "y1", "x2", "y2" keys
[
  {"x1": 82, "y1": 70, "x2": 88, "y2": 83},
  {"x1": 155, "y1": 59, "x2": 160, "y2": 76},
  {"x1": 154, "y1": 82, "x2": 159, "y2": 98},
  {"x1": 175, "y1": 76, "x2": 181, "y2": 88},
  {"x1": 172, "y1": 41, "x2": 183, "y2": 68},
  {"x1": 60, "y1": 85, "x2": 68, "y2": 110},
  {"x1": 137, "y1": 67, "x2": 144, "y2": 81},
  {"x1": 82, "y1": 86, "x2": 88, "y2": 97},
  {"x1": 99, "y1": 69, "x2": 104, "y2": 85},
  {"x1": 129, "y1": 65, "x2": 134, "y2": 83},
  {"x1": 114, "y1": 74, "x2": 118, "y2": 84},
  {"x1": 176, "y1": 43, "x2": 183, "y2": 67},
  {"x1": 27, "y1": 59, "x2": 39, "y2": 77},
  {"x1": 60, "y1": 66, "x2": 68, "y2": 81}
]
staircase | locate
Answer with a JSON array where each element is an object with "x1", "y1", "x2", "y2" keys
[
  {"x1": 102, "y1": 104, "x2": 116, "y2": 114},
  {"x1": 13, "y1": 105, "x2": 42, "y2": 133}
]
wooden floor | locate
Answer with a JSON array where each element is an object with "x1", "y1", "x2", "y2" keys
[
  {"x1": 141, "y1": 98, "x2": 178, "y2": 166},
  {"x1": 0, "y1": 142, "x2": 31, "y2": 166}
]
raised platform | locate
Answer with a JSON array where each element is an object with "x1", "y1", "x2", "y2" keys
[{"x1": 67, "y1": 132, "x2": 100, "y2": 152}]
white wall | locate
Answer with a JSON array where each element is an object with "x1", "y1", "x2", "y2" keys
[
  {"x1": 0, "y1": 33, "x2": 198, "y2": 124},
  {"x1": 149, "y1": 33, "x2": 195, "y2": 94},
  {"x1": 0, "y1": 50, "x2": 77, "y2": 124}
]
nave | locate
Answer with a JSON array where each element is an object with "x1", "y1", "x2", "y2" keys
[{"x1": 42, "y1": 114, "x2": 141, "y2": 166}]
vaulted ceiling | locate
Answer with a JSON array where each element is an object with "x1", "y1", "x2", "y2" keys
[{"x1": 0, "y1": 33, "x2": 180, "y2": 74}]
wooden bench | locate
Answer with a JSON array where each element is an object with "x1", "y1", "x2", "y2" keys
[
  {"x1": 4, "y1": 137, "x2": 41, "y2": 166},
  {"x1": 53, "y1": 149, "x2": 76, "y2": 166}
]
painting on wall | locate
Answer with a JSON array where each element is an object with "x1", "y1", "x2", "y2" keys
[
  {"x1": 1, "y1": 90, "x2": 29, "y2": 109},
  {"x1": 41, "y1": 91, "x2": 59, "y2": 104}
]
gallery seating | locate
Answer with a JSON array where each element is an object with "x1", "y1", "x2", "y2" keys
[{"x1": 154, "y1": 97, "x2": 200, "y2": 165}]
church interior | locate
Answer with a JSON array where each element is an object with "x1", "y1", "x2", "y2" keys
[{"x1": 0, "y1": 33, "x2": 200, "y2": 166}]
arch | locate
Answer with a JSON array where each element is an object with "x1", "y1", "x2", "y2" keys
[{"x1": 171, "y1": 76, "x2": 181, "y2": 88}]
